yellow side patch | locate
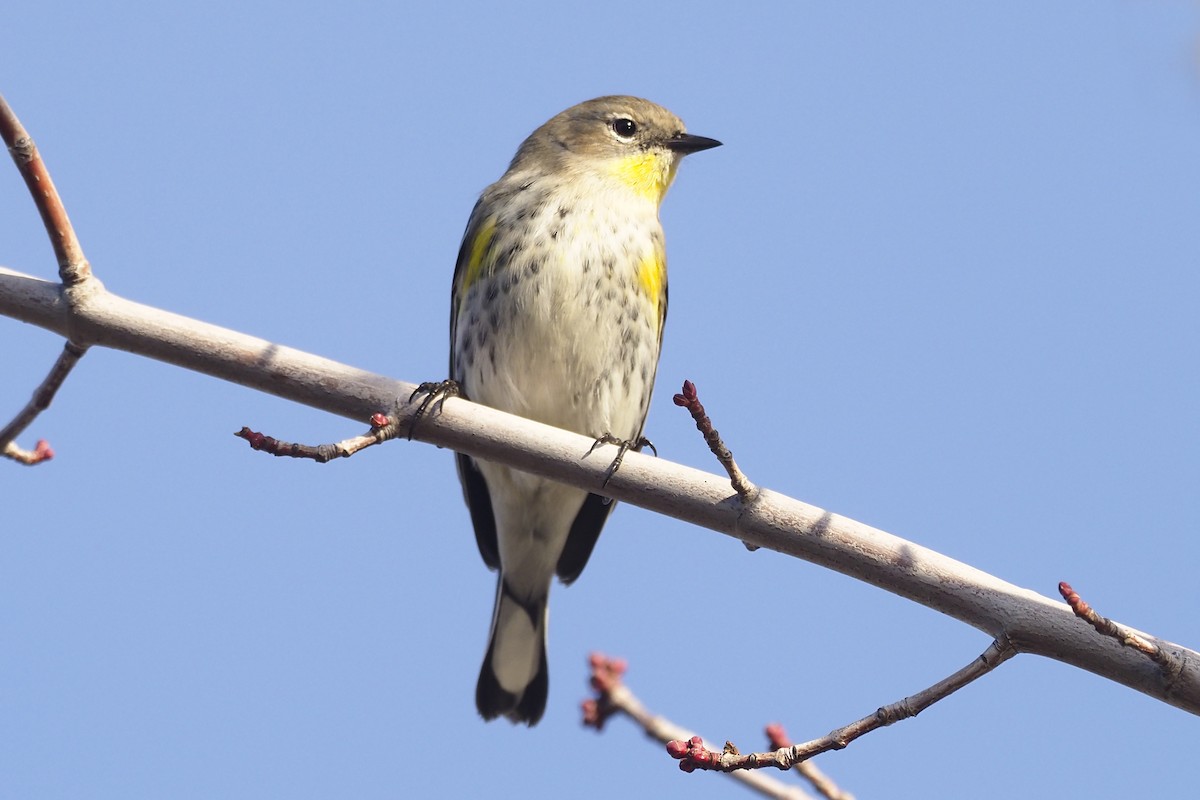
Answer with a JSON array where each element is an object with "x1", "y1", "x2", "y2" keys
[
  {"x1": 461, "y1": 216, "x2": 497, "y2": 293},
  {"x1": 637, "y1": 250, "x2": 667, "y2": 331},
  {"x1": 610, "y1": 152, "x2": 679, "y2": 203}
]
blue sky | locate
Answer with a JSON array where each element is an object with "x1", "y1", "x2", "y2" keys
[{"x1": 4, "y1": 3, "x2": 1199, "y2": 798}]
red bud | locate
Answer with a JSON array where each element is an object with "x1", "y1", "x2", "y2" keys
[{"x1": 666, "y1": 740, "x2": 689, "y2": 759}]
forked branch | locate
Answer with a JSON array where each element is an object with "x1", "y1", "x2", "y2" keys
[
  {"x1": 3, "y1": 261, "x2": 1199, "y2": 714},
  {"x1": 0, "y1": 93, "x2": 92, "y2": 463},
  {"x1": 666, "y1": 637, "x2": 1016, "y2": 774},
  {"x1": 582, "y1": 654, "x2": 818, "y2": 800}
]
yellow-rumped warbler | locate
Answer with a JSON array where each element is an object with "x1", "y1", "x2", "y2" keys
[{"x1": 448, "y1": 96, "x2": 719, "y2": 724}]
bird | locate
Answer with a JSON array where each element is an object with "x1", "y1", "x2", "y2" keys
[{"x1": 446, "y1": 95, "x2": 720, "y2": 724}]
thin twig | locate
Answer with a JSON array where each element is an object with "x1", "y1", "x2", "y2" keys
[
  {"x1": 0, "y1": 92, "x2": 91, "y2": 286},
  {"x1": 235, "y1": 413, "x2": 396, "y2": 462},
  {"x1": 0, "y1": 95, "x2": 92, "y2": 462},
  {"x1": 673, "y1": 379, "x2": 756, "y2": 498},
  {"x1": 1059, "y1": 581, "x2": 1184, "y2": 681},
  {"x1": 3, "y1": 438, "x2": 54, "y2": 464},
  {"x1": 0, "y1": 341, "x2": 85, "y2": 463},
  {"x1": 667, "y1": 637, "x2": 1017, "y2": 773},
  {"x1": 764, "y1": 724, "x2": 854, "y2": 800},
  {"x1": 582, "y1": 654, "x2": 816, "y2": 800}
]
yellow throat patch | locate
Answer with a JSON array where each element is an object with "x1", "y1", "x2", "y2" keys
[{"x1": 609, "y1": 151, "x2": 678, "y2": 203}]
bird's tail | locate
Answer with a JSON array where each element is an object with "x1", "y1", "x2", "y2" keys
[{"x1": 476, "y1": 578, "x2": 549, "y2": 725}]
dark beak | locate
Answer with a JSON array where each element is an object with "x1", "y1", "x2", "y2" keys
[{"x1": 666, "y1": 132, "x2": 722, "y2": 154}]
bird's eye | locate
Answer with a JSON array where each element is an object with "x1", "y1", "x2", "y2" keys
[{"x1": 611, "y1": 117, "x2": 638, "y2": 139}]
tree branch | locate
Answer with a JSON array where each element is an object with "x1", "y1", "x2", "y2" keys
[
  {"x1": 0, "y1": 339, "x2": 84, "y2": 463},
  {"x1": 582, "y1": 654, "x2": 818, "y2": 800},
  {"x1": 0, "y1": 92, "x2": 91, "y2": 285},
  {"x1": 0, "y1": 93, "x2": 91, "y2": 461},
  {"x1": 2, "y1": 263, "x2": 1198, "y2": 715},
  {"x1": 666, "y1": 637, "x2": 1017, "y2": 773},
  {"x1": 764, "y1": 724, "x2": 854, "y2": 800}
]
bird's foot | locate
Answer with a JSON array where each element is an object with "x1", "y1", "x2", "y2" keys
[
  {"x1": 407, "y1": 379, "x2": 461, "y2": 440},
  {"x1": 587, "y1": 433, "x2": 657, "y2": 491}
]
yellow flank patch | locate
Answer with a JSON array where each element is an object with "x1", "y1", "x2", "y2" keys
[
  {"x1": 462, "y1": 216, "x2": 497, "y2": 293},
  {"x1": 610, "y1": 152, "x2": 678, "y2": 202},
  {"x1": 637, "y1": 249, "x2": 666, "y2": 309}
]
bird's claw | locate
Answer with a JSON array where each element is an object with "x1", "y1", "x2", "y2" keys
[
  {"x1": 408, "y1": 379, "x2": 461, "y2": 440},
  {"x1": 588, "y1": 433, "x2": 656, "y2": 490}
]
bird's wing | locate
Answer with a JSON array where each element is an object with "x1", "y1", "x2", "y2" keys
[
  {"x1": 555, "y1": 493, "x2": 617, "y2": 584},
  {"x1": 451, "y1": 196, "x2": 502, "y2": 570}
]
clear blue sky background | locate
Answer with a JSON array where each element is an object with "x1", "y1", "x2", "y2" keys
[{"x1": 4, "y1": 3, "x2": 1199, "y2": 798}]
